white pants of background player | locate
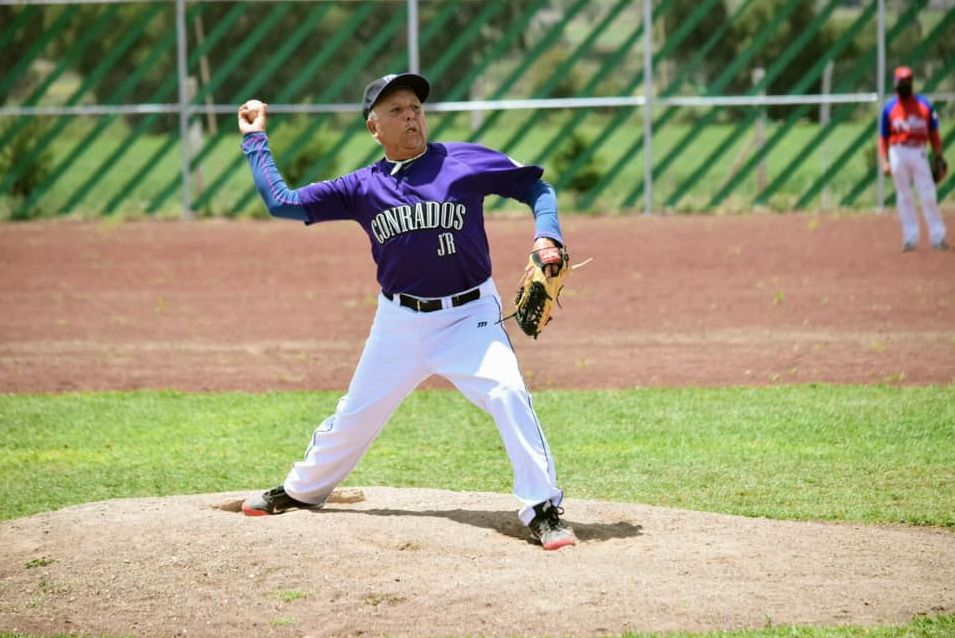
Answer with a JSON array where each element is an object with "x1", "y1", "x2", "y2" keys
[
  {"x1": 283, "y1": 277, "x2": 564, "y2": 526},
  {"x1": 888, "y1": 144, "x2": 947, "y2": 246}
]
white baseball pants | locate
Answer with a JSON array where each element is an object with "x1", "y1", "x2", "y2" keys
[
  {"x1": 283, "y1": 278, "x2": 564, "y2": 526},
  {"x1": 888, "y1": 144, "x2": 946, "y2": 246}
]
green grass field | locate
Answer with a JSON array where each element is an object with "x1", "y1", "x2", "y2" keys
[
  {"x1": 4, "y1": 386, "x2": 953, "y2": 525},
  {"x1": 2, "y1": 385, "x2": 954, "y2": 638}
]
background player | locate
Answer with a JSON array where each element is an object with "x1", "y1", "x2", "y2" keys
[
  {"x1": 879, "y1": 65, "x2": 948, "y2": 252},
  {"x1": 236, "y1": 73, "x2": 576, "y2": 550}
]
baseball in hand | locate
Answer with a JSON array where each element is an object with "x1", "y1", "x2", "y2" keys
[{"x1": 242, "y1": 99, "x2": 265, "y2": 123}]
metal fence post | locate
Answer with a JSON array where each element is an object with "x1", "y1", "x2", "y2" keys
[
  {"x1": 177, "y1": 0, "x2": 193, "y2": 220},
  {"x1": 821, "y1": 61, "x2": 833, "y2": 210},
  {"x1": 642, "y1": 0, "x2": 653, "y2": 215},
  {"x1": 752, "y1": 67, "x2": 767, "y2": 192},
  {"x1": 876, "y1": 0, "x2": 885, "y2": 213},
  {"x1": 408, "y1": 0, "x2": 419, "y2": 74}
]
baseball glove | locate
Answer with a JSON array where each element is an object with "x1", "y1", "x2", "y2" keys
[
  {"x1": 931, "y1": 154, "x2": 948, "y2": 183},
  {"x1": 503, "y1": 245, "x2": 570, "y2": 339}
]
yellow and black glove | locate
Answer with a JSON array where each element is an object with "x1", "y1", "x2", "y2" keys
[{"x1": 503, "y1": 246, "x2": 570, "y2": 339}]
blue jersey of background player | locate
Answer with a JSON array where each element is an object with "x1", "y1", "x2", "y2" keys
[{"x1": 237, "y1": 73, "x2": 577, "y2": 550}]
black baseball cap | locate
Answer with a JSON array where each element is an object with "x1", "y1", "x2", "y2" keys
[{"x1": 362, "y1": 73, "x2": 430, "y2": 119}]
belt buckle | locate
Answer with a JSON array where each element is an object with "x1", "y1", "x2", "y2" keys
[{"x1": 404, "y1": 295, "x2": 435, "y2": 312}]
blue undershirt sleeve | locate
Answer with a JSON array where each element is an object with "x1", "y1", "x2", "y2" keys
[
  {"x1": 240, "y1": 132, "x2": 307, "y2": 222},
  {"x1": 522, "y1": 179, "x2": 563, "y2": 246}
]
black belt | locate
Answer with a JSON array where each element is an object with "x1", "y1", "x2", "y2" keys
[{"x1": 383, "y1": 288, "x2": 481, "y2": 313}]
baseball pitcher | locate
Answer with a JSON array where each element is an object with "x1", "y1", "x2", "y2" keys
[{"x1": 236, "y1": 73, "x2": 576, "y2": 550}]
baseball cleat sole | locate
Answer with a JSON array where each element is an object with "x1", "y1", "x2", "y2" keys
[
  {"x1": 241, "y1": 501, "x2": 271, "y2": 516},
  {"x1": 539, "y1": 531, "x2": 577, "y2": 550}
]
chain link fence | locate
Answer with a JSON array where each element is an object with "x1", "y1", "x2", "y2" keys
[{"x1": 1, "y1": 0, "x2": 953, "y2": 219}]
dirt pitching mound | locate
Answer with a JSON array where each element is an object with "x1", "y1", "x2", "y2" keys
[{"x1": 1, "y1": 487, "x2": 953, "y2": 638}]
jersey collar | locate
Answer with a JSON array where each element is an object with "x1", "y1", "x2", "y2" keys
[{"x1": 383, "y1": 147, "x2": 428, "y2": 175}]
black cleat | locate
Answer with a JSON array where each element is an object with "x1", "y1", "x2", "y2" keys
[
  {"x1": 528, "y1": 501, "x2": 576, "y2": 550},
  {"x1": 242, "y1": 485, "x2": 322, "y2": 516}
]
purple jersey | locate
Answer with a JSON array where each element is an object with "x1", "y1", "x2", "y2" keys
[{"x1": 297, "y1": 142, "x2": 544, "y2": 298}]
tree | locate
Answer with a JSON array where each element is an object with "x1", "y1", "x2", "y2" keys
[
  {"x1": 41, "y1": 0, "x2": 539, "y2": 133},
  {"x1": 0, "y1": 6, "x2": 50, "y2": 105},
  {"x1": 660, "y1": 0, "x2": 737, "y2": 92},
  {"x1": 733, "y1": 0, "x2": 837, "y2": 120}
]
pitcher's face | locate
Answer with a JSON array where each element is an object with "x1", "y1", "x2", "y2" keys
[{"x1": 367, "y1": 88, "x2": 428, "y2": 160}]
